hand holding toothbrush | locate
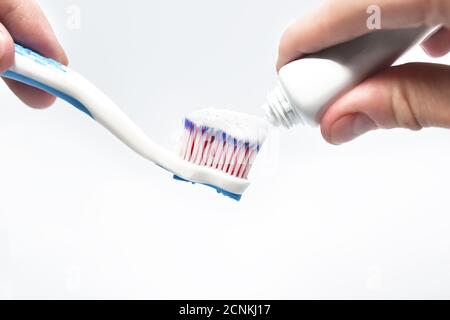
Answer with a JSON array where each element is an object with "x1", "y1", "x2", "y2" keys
[
  {"x1": 278, "y1": 0, "x2": 450, "y2": 144},
  {"x1": 0, "y1": 0, "x2": 67, "y2": 108}
]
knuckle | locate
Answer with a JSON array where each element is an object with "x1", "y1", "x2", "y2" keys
[{"x1": 390, "y1": 77, "x2": 423, "y2": 131}]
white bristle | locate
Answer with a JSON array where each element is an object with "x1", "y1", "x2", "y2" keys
[{"x1": 180, "y1": 108, "x2": 268, "y2": 180}]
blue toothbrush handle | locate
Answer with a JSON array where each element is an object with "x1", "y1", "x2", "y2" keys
[{"x1": 1, "y1": 44, "x2": 93, "y2": 118}]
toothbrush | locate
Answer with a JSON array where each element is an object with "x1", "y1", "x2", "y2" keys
[{"x1": 2, "y1": 44, "x2": 268, "y2": 200}]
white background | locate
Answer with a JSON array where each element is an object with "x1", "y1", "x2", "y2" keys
[{"x1": 1, "y1": 0, "x2": 450, "y2": 299}]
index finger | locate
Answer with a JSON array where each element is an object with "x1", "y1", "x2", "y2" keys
[
  {"x1": 277, "y1": 0, "x2": 448, "y2": 70},
  {"x1": 0, "y1": 0, "x2": 68, "y2": 108}
]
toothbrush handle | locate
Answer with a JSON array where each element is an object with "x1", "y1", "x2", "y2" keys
[
  {"x1": 2, "y1": 44, "x2": 94, "y2": 117},
  {"x1": 1, "y1": 43, "x2": 181, "y2": 170}
]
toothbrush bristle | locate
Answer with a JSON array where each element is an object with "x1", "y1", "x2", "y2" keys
[
  {"x1": 179, "y1": 108, "x2": 268, "y2": 180},
  {"x1": 180, "y1": 122, "x2": 257, "y2": 179}
]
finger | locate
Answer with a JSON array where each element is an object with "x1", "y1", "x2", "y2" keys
[
  {"x1": 320, "y1": 63, "x2": 450, "y2": 145},
  {"x1": 277, "y1": 0, "x2": 450, "y2": 70},
  {"x1": 0, "y1": 23, "x2": 14, "y2": 72},
  {"x1": 421, "y1": 26, "x2": 450, "y2": 57},
  {"x1": 0, "y1": 0, "x2": 68, "y2": 108},
  {"x1": 4, "y1": 81, "x2": 59, "y2": 108}
]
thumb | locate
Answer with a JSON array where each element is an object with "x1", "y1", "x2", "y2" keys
[
  {"x1": 0, "y1": 23, "x2": 14, "y2": 72},
  {"x1": 321, "y1": 63, "x2": 450, "y2": 145}
]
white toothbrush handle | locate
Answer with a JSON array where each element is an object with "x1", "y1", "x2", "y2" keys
[{"x1": 2, "y1": 44, "x2": 177, "y2": 167}]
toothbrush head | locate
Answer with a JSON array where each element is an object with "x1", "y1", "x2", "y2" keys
[{"x1": 175, "y1": 108, "x2": 268, "y2": 201}]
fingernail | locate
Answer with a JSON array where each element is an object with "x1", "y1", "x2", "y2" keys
[{"x1": 329, "y1": 113, "x2": 378, "y2": 145}]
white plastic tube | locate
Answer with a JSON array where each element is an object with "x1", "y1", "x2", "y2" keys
[{"x1": 264, "y1": 27, "x2": 432, "y2": 128}]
